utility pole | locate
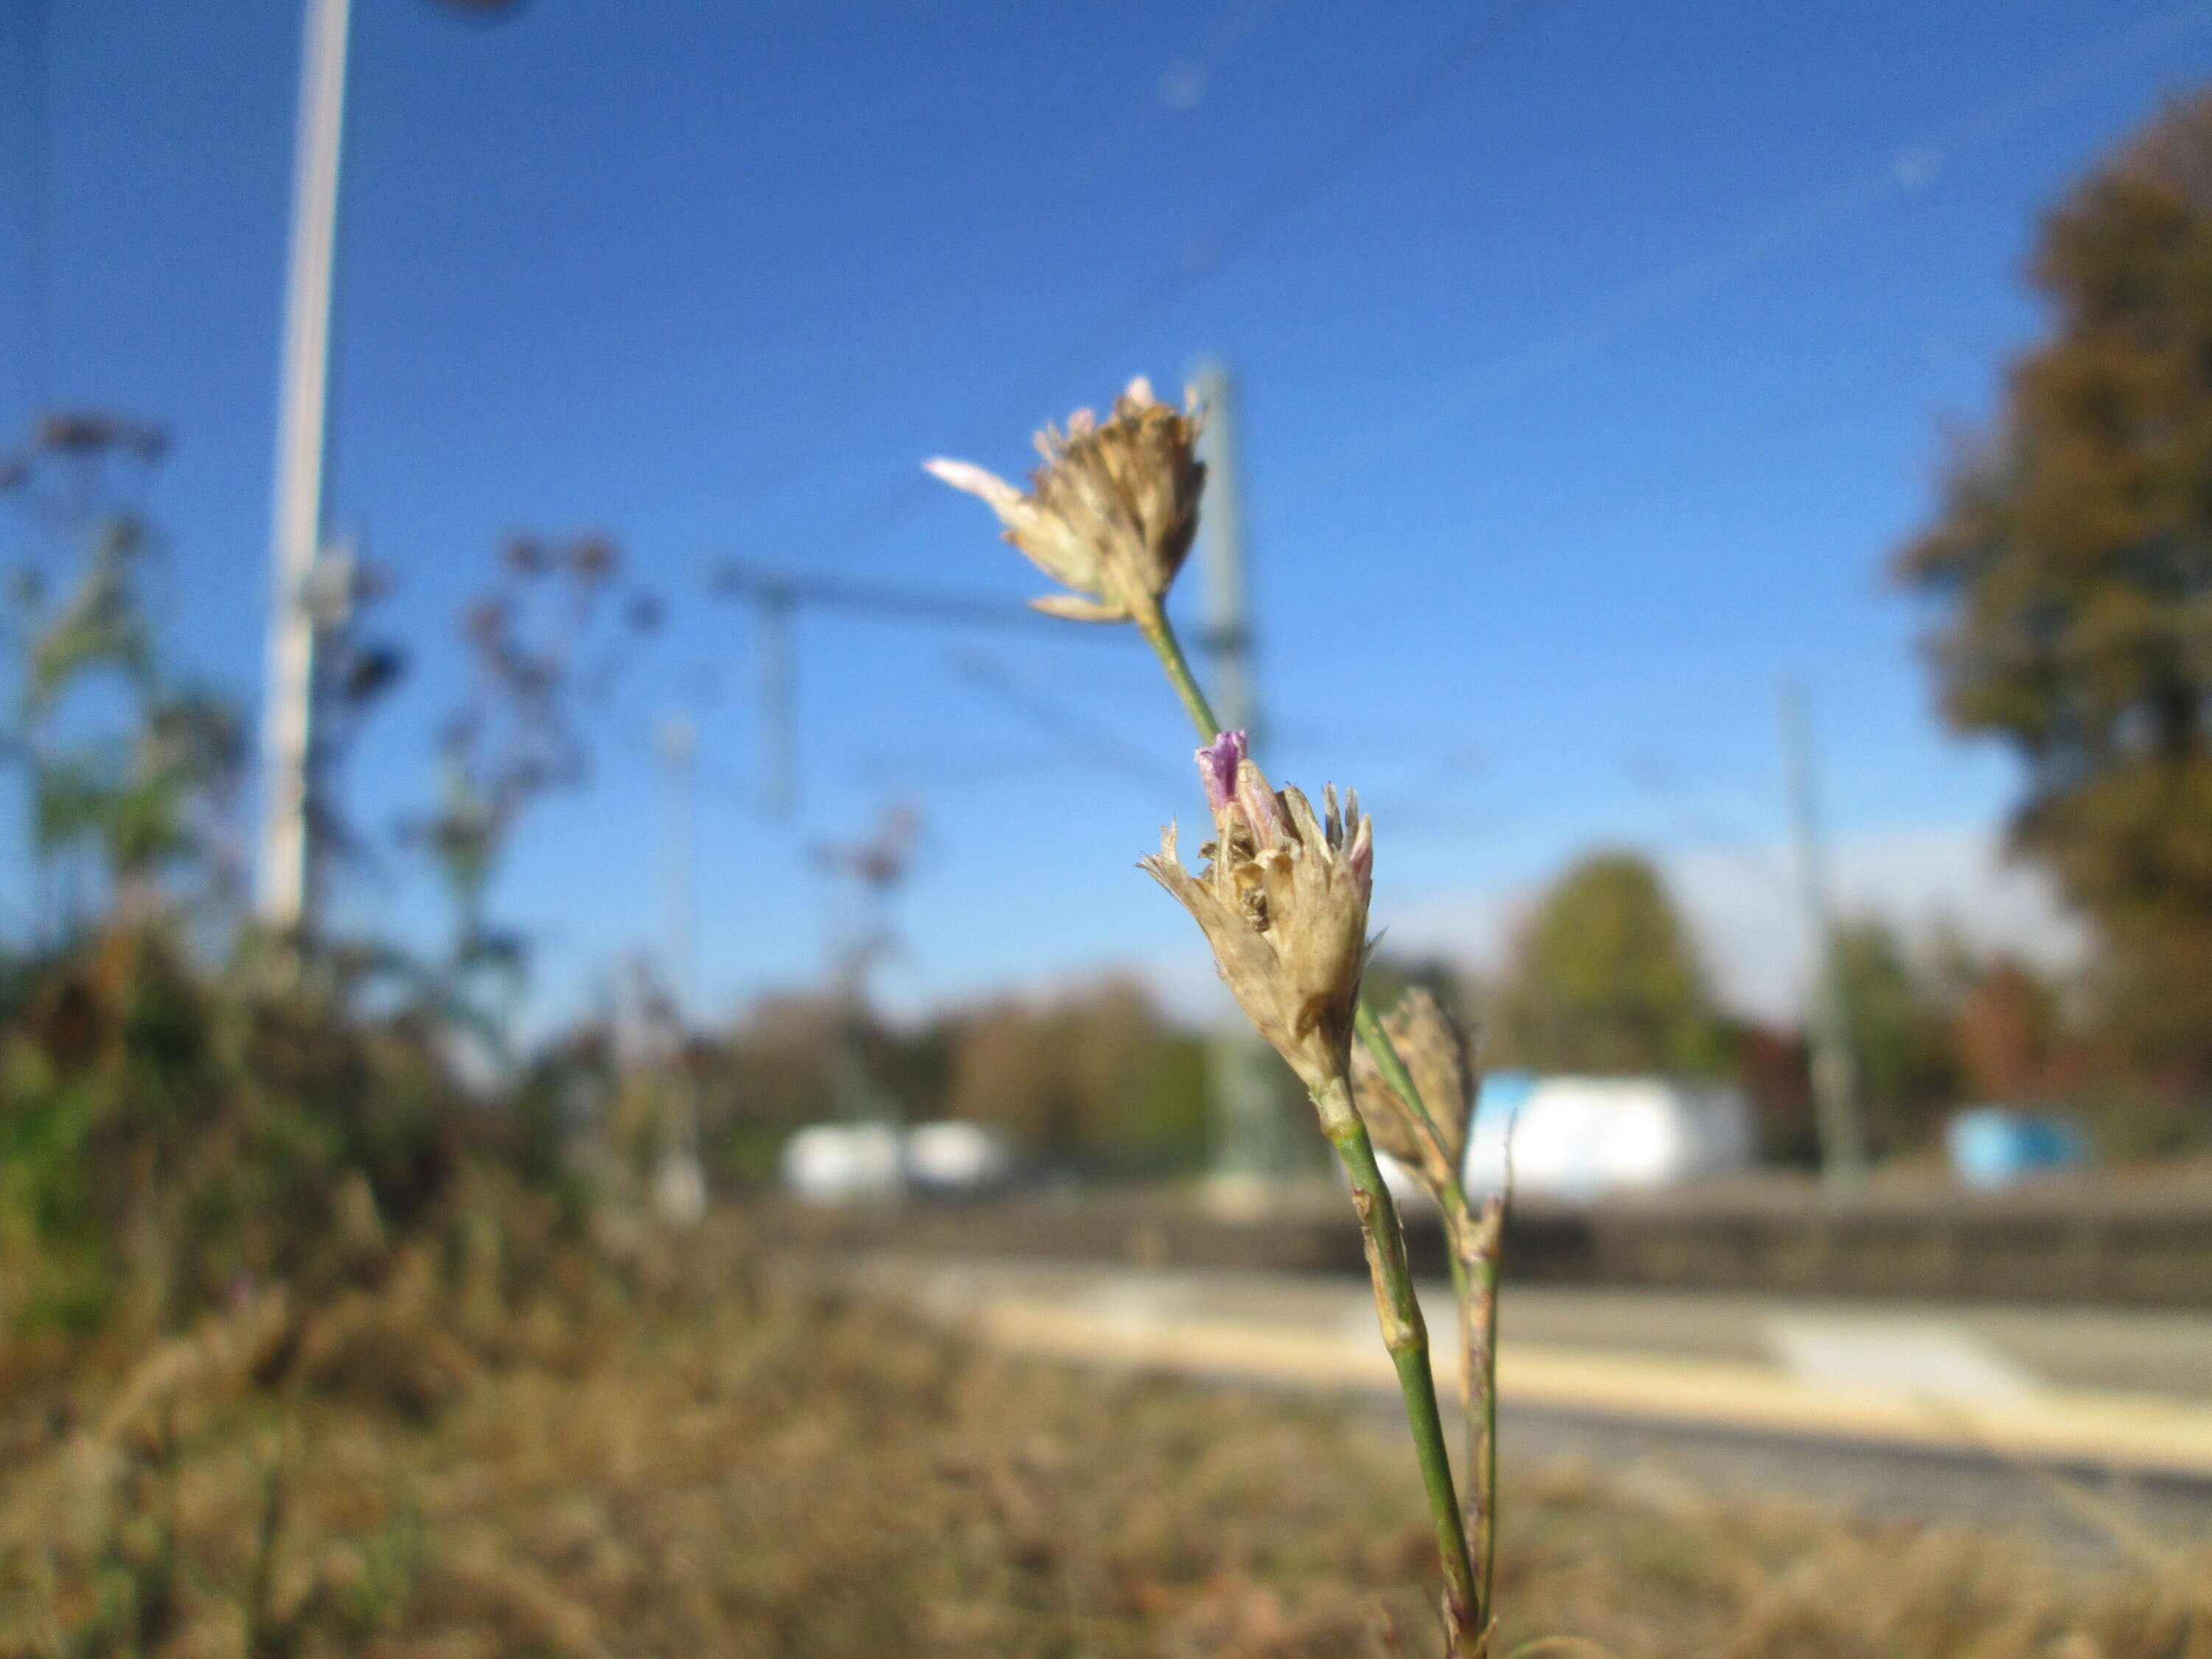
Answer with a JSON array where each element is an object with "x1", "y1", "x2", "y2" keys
[
  {"x1": 815, "y1": 805, "x2": 922, "y2": 1200},
  {"x1": 255, "y1": 0, "x2": 521, "y2": 935},
  {"x1": 1193, "y1": 360, "x2": 1256, "y2": 740},
  {"x1": 1778, "y1": 678, "x2": 1868, "y2": 1192},
  {"x1": 651, "y1": 712, "x2": 706, "y2": 1223},
  {"x1": 657, "y1": 713, "x2": 698, "y2": 1012},
  {"x1": 1191, "y1": 358, "x2": 1291, "y2": 1211},
  {"x1": 255, "y1": 0, "x2": 352, "y2": 936},
  {"x1": 755, "y1": 582, "x2": 796, "y2": 819}
]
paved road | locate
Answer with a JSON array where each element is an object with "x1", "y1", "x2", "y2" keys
[{"x1": 841, "y1": 1253, "x2": 2212, "y2": 1552}]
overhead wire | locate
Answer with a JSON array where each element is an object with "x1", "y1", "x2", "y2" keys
[
  {"x1": 761, "y1": 0, "x2": 2208, "y2": 599},
  {"x1": 785, "y1": 0, "x2": 1562, "y2": 570},
  {"x1": 596, "y1": 7, "x2": 2212, "y2": 932},
  {"x1": 672, "y1": 4, "x2": 1565, "y2": 833},
  {"x1": 7, "y1": 0, "x2": 53, "y2": 422},
  {"x1": 1510, "y1": 324, "x2": 2003, "y2": 558},
  {"x1": 718, "y1": 0, "x2": 1298, "y2": 548},
  {"x1": 945, "y1": 647, "x2": 1192, "y2": 799},
  {"x1": 1621, "y1": 751, "x2": 1794, "y2": 904},
  {"x1": 1305, "y1": 0, "x2": 2212, "y2": 494}
]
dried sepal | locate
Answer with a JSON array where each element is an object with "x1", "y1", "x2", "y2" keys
[{"x1": 925, "y1": 376, "x2": 1206, "y2": 623}]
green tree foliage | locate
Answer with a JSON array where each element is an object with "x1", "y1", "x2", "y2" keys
[
  {"x1": 1831, "y1": 917, "x2": 1957, "y2": 1154},
  {"x1": 1486, "y1": 852, "x2": 1731, "y2": 1077},
  {"x1": 1896, "y1": 88, "x2": 2212, "y2": 1086}
]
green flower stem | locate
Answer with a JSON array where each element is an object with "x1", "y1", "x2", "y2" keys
[
  {"x1": 1360, "y1": 998, "x2": 1501, "y2": 1631},
  {"x1": 1131, "y1": 601, "x2": 1491, "y2": 1651},
  {"x1": 1131, "y1": 599, "x2": 1221, "y2": 740},
  {"x1": 1315, "y1": 1077, "x2": 1483, "y2": 1655}
]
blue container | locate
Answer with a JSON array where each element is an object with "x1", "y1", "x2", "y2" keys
[
  {"x1": 1946, "y1": 1106, "x2": 2087, "y2": 1189},
  {"x1": 1471, "y1": 1070, "x2": 1538, "y2": 1135}
]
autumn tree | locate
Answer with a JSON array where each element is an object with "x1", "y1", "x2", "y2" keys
[
  {"x1": 1897, "y1": 88, "x2": 2212, "y2": 1086},
  {"x1": 942, "y1": 977, "x2": 1206, "y2": 1171},
  {"x1": 1486, "y1": 851, "x2": 1730, "y2": 1077},
  {"x1": 1950, "y1": 956, "x2": 2068, "y2": 1103}
]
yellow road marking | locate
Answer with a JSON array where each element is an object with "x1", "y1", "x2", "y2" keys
[{"x1": 971, "y1": 1299, "x2": 2212, "y2": 1479}]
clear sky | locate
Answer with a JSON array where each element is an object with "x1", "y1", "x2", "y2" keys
[{"x1": 4, "y1": 0, "x2": 2209, "y2": 1031}]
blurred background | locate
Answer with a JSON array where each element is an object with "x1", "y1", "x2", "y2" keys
[{"x1": 4, "y1": 3, "x2": 2212, "y2": 1655}]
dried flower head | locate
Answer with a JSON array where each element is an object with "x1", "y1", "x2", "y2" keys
[
  {"x1": 1143, "y1": 731, "x2": 1373, "y2": 1098},
  {"x1": 924, "y1": 377, "x2": 1206, "y2": 623},
  {"x1": 1351, "y1": 987, "x2": 1476, "y2": 1199}
]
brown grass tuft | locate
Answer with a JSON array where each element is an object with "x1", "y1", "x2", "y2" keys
[{"x1": 4, "y1": 1216, "x2": 2205, "y2": 1657}]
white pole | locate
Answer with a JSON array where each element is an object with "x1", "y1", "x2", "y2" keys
[
  {"x1": 658, "y1": 713, "x2": 698, "y2": 1013},
  {"x1": 1778, "y1": 678, "x2": 1868, "y2": 1190},
  {"x1": 255, "y1": 0, "x2": 352, "y2": 933}
]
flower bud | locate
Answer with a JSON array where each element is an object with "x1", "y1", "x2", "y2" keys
[
  {"x1": 1350, "y1": 987, "x2": 1476, "y2": 1201},
  {"x1": 1143, "y1": 731, "x2": 1373, "y2": 1098}
]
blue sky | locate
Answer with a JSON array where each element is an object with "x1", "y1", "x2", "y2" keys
[{"x1": 4, "y1": 0, "x2": 2208, "y2": 1030}]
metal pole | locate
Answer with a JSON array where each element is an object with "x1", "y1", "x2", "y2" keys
[
  {"x1": 657, "y1": 713, "x2": 698, "y2": 1012},
  {"x1": 255, "y1": 0, "x2": 353, "y2": 934},
  {"x1": 1194, "y1": 360, "x2": 1256, "y2": 745},
  {"x1": 1778, "y1": 678, "x2": 1868, "y2": 1190},
  {"x1": 757, "y1": 584, "x2": 795, "y2": 818},
  {"x1": 1192, "y1": 358, "x2": 1290, "y2": 1208},
  {"x1": 652, "y1": 712, "x2": 706, "y2": 1223}
]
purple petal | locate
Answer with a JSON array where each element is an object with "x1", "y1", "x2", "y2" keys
[{"x1": 1196, "y1": 730, "x2": 1247, "y2": 811}]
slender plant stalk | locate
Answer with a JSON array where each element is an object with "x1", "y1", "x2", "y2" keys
[
  {"x1": 1315, "y1": 1076, "x2": 1483, "y2": 1653},
  {"x1": 1133, "y1": 599, "x2": 1486, "y2": 1652},
  {"x1": 1362, "y1": 992, "x2": 1505, "y2": 1632},
  {"x1": 1455, "y1": 1197, "x2": 1504, "y2": 1621},
  {"x1": 1130, "y1": 599, "x2": 1220, "y2": 740}
]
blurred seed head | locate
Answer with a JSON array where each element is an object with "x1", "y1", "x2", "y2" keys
[
  {"x1": 925, "y1": 376, "x2": 1206, "y2": 624},
  {"x1": 340, "y1": 644, "x2": 406, "y2": 707},
  {"x1": 36, "y1": 411, "x2": 170, "y2": 464},
  {"x1": 569, "y1": 534, "x2": 618, "y2": 580},
  {"x1": 1143, "y1": 731, "x2": 1373, "y2": 1098},
  {"x1": 463, "y1": 598, "x2": 509, "y2": 645}
]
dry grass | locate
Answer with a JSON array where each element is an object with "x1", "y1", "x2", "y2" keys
[{"x1": 3, "y1": 1214, "x2": 2206, "y2": 1659}]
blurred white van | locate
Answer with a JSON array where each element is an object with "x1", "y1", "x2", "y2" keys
[
  {"x1": 1461, "y1": 1073, "x2": 1755, "y2": 1199},
  {"x1": 780, "y1": 1120, "x2": 1012, "y2": 1202}
]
